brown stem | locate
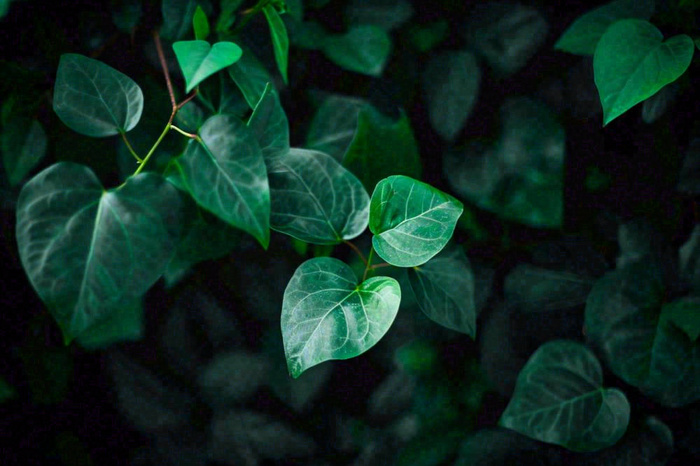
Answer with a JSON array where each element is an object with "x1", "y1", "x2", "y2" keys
[
  {"x1": 176, "y1": 89, "x2": 199, "y2": 110},
  {"x1": 344, "y1": 240, "x2": 367, "y2": 266},
  {"x1": 368, "y1": 263, "x2": 392, "y2": 271},
  {"x1": 153, "y1": 30, "x2": 176, "y2": 110}
]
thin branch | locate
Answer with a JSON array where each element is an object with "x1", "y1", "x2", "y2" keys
[
  {"x1": 153, "y1": 30, "x2": 176, "y2": 109},
  {"x1": 344, "y1": 240, "x2": 367, "y2": 266},
  {"x1": 120, "y1": 132, "x2": 142, "y2": 162},
  {"x1": 176, "y1": 89, "x2": 199, "y2": 110},
  {"x1": 368, "y1": 263, "x2": 392, "y2": 271}
]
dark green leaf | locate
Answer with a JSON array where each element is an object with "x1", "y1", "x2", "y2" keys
[
  {"x1": 173, "y1": 40, "x2": 243, "y2": 93},
  {"x1": 247, "y1": 82, "x2": 289, "y2": 162},
  {"x1": 680, "y1": 223, "x2": 700, "y2": 292},
  {"x1": 504, "y1": 264, "x2": 595, "y2": 313},
  {"x1": 216, "y1": 0, "x2": 244, "y2": 33},
  {"x1": 196, "y1": 70, "x2": 248, "y2": 116},
  {"x1": 408, "y1": 20, "x2": 448, "y2": 52},
  {"x1": 282, "y1": 257, "x2": 401, "y2": 377},
  {"x1": 161, "y1": 0, "x2": 197, "y2": 41},
  {"x1": 343, "y1": 106, "x2": 422, "y2": 191},
  {"x1": 642, "y1": 81, "x2": 678, "y2": 124},
  {"x1": 422, "y1": 50, "x2": 480, "y2": 141},
  {"x1": 407, "y1": 243, "x2": 477, "y2": 337},
  {"x1": 678, "y1": 138, "x2": 700, "y2": 196},
  {"x1": 112, "y1": 0, "x2": 142, "y2": 33},
  {"x1": 263, "y1": 4, "x2": 289, "y2": 83},
  {"x1": 345, "y1": 0, "x2": 413, "y2": 31},
  {"x1": 269, "y1": 148, "x2": 369, "y2": 244},
  {"x1": 286, "y1": 19, "x2": 328, "y2": 50},
  {"x1": 192, "y1": 5, "x2": 210, "y2": 41},
  {"x1": 594, "y1": 19, "x2": 694, "y2": 125},
  {"x1": 198, "y1": 351, "x2": 271, "y2": 405},
  {"x1": 322, "y1": 25, "x2": 391, "y2": 76},
  {"x1": 1, "y1": 0, "x2": 12, "y2": 20},
  {"x1": 2, "y1": 118, "x2": 47, "y2": 186},
  {"x1": 76, "y1": 299, "x2": 144, "y2": 349},
  {"x1": 16, "y1": 163, "x2": 182, "y2": 341},
  {"x1": 306, "y1": 93, "x2": 366, "y2": 161},
  {"x1": 555, "y1": 0, "x2": 655, "y2": 55},
  {"x1": 455, "y1": 428, "x2": 555, "y2": 465},
  {"x1": 168, "y1": 114, "x2": 270, "y2": 248},
  {"x1": 661, "y1": 297, "x2": 700, "y2": 342},
  {"x1": 53, "y1": 54, "x2": 144, "y2": 137},
  {"x1": 0, "y1": 377, "x2": 15, "y2": 403},
  {"x1": 228, "y1": 46, "x2": 273, "y2": 108},
  {"x1": 369, "y1": 175, "x2": 463, "y2": 267},
  {"x1": 499, "y1": 340, "x2": 630, "y2": 452}
]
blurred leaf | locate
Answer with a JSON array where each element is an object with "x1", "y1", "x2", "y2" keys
[
  {"x1": 161, "y1": 0, "x2": 197, "y2": 41},
  {"x1": 677, "y1": 138, "x2": 700, "y2": 195},
  {"x1": 306, "y1": 93, "x2": 366, "y2": 161},
  {"x1": 396, "y1": 429, "x2": 463, "y2": 466},
  {"x1": 247, "y1": 82, "x2": 289, "y2": 162},
  {"x1": 594, "y1": 19, "x2": 694, "y2": 125},
  {"x1": 198, "y1": 351, "x2": 271, "y2": 406},
  {"x1": 322, "y1": 25, "x2": 391, "y2": 76},
  {"x1": 192, "y1": 5, "x2": 210, "y2": 41},
  {"x1": 504, "y1": 264, "x2": 595, "y2": 313},
  {"x1": 263, "y1": 4, "x2": 289, "y2": 83},
  {"x1": 661, "y1": 297, "x2": 700, "y2": 342},
  {"x1": 499, "y1": 340, "x2": 630, "y2": 452},
  {"x1": 228, "y1": 46, "x2": 273, "y2": 108},
  {"x1": 455, "y1": 428, "x2": 556, "y2": 465},
  {"x1": 112, "y1": 0, "x2": 142, "y2": 33},
  {"x1": 172, "y1": 40, "x2": 243, "y2": 93},
  {"x1": 20, "y1": 344, "x2": 73, "y2": 405},
  {"x1": 345, "y1": 0, "x2": 413, "y2": 31},
  {"x1": 216, "y1": 0, "x2": 244, "y2": 33},
  {"x1": 422, "y1": 50, "x2": 480, "y2": 141},
  {"x1": 0, "y1": 377, "x2": 15, "y2": 403},
  {"x1": 408, "y1": 20, "x2": 449, "y2": 53},
  {"x1": 642, "y1": 82, "x2": 679, "y2": 124},
  {"x1": 287, "y1": 19, "x2": 329, "y2": 50},
  {"x1": 269, "y1": 357, "x2": 332, "y2": 412},
  {"x1": 680, "y1": 224, "x2": 700, "y2": 293},
  {"x1": 1, "y1": 0, "x2": 12, "y2": 19},
  {"x1": 2, "y1": 117, "x2": 47, "y2": 186},
  {"x1": 589, "y1": 416, "x2": 674, "y2": 466},
  {"x1": 76, "y1": 299, "x2": 144, "y2": 349},
  {"x1": 555, "y1": 0, "x2": 655, "y2": 55},
  {"x1": 367, "y1": 371, "x2": 415, "y2": 422}
]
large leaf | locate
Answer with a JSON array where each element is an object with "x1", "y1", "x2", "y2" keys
[
  {"x1": 555, "y1": 0, "x2": 655, "y2": 55},
  {"x1": 227, "y1": 46, "x2": 273, "y2": 108},
  {"x1": 268, "y1": 148, "x2": 369, "y2": 244},
  {"x1": 305, "y1": 93, "x2": 366, "y2": 161},
  {"x1": 585, "y1": 261, "x2": 700, "y2": 406},
  {"x1": 343, "y1": 106, "x2": 422, "y2": 191},
  {"x1": 281, "y1": 257, "x2": 401, "y2": 378},
  {"x1": 167, "y1": 114, "x2": 270, "y2": 248},
  {"x1": 322, "y1": 25, "x2": 391, "y2": 77},
  {"x1": 422, "y1": 50, "x2": 480, "y2": 141},
  {"x1": 407, "y1": 243, "x2": 477, "y2": 337},
  {"x1": 2, "y1": 117, "x2": 47, "y2": 186},
  {"x1": 369, "y1": 175, "x2": 463, "y2": 267},
  {"x1": 16, "y1": 163, "x2": 182, "y2": 341},
  {"x1": 53, "y1": 54, "x2": 144, "y2": 137},
  {"x1": 594, "y1": 19, "x2": 694, "y2": 125},
  {"x1": 247, "y1": 82, "x2": 289, "y2": 162},
  {"x1": 499, "y1": 340, "x2": 630, "y2": 452},
  {"x1": 262, "y1": 4, "x2": 289, "y2": 83},
  {"x1": 172, "y1": 40, "x2": 243, "y2": 93}
]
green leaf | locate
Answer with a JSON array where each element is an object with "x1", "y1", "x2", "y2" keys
[
  {"x1": 173, "y1": 40, "x2": 243, "y2": 93},
  {"x1": 16, "y1": 163, "x2": 183, "y2": 341},
  {"x1": 161, "y1": 0, "x2": 197, "y2": 41},
  {"x1": 422, "y1": 50, "x2": 480, "y2": 141},
  {"x1": 76, "y1": 299, "x2": 144, "y2": 349},
  {"x1": 500, "y1": 340, "x2": 630, "y2": 452},
  {"x1": 661, "y1": 297, "x2": 700, "y2": 342},
  {"x1": 345, "y1": 0, "x2": 414, "y2": 31},
  {"x1": 408, "y1": 20, "x2": 448, "y2": 53},
  {"x1": 555, "y1": 0, "x2": 655, "y2": 55},
  {"x1": 594, "y1": 19, "x2": 694, "y2": 125},
  {"x1": 112, "y1": 0, "x2": 142, "y2": 33},
  {"x1": 369, "y1": 175, "x2": 463, "y2": 268},
  {"x1": 263, "y1": 4, "x2": 289, "y2": 84},
  {"x1": 2, "y1": 118, "x2": 47, "y2": 186},
  {"x1": 282, "y1": 257, "x2": 401, "y2": 378},
  {"x1": 168, "y1": 114, "x2": 270, "y2": 248},
  {"x1": 322, "y1": 25, "x2": 391, "y2": 76},
  {"x1": 216, "y1": 0, "x2": 244, "y2": 33},
  {"x1": 306, "y1": 94, "x2": 366, "y2": 161},
  {"x1": 343, "y1": 106, "x2": 422, "y2": 191},
  {"x1": 407, "y1": 243, "x2": 477, "y2": 337},
  {"x1": 504, "y1": 264, "x2": 595, "y2": 313},
  {"x1": 196, "y1": 70, "x2": 248, "y2": 116},
  {"x1": 192, "y1": 5, "x2": 210, "y2": 41},
  {"x1": 585, "y1": 261, "x2": 700, "y2": 406},
  {"x1": 1, "y1": 0, "x2": 12, "y2": 20},
  {"x1": 53, "y1": 54, "x2": 144, "y2": 137},
  {"x1": 0, "y1": 377, "x2": 15, "y2": 403},
  {"x1": 228, "y1": 46, "x2": 273, "y2": 108},
  {"x1": 269, "y1": 148, "x2": 369, "y2": 244},
  {"x1": 247, "y1": 82, "x2": 289, "y2": 162}
]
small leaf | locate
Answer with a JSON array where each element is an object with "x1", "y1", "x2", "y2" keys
[
  {"x1": 173, "y1": 40, "x2": 243, "y2": 93},
  {"x1": 322, "y1": 25, "x2": 391, "y2": 76},
  {"x1": 269, "y1": 148, "x2": 369, "y2": 244},
  {"x1": 262, "y1": 4, "x2": 289, "y2": 83},
  {"x1": 306, "y1": 93, "x2": 366, "y2": 161},
  {"x1": 2, "y1": 118, "x2": 47, "y2": 186},
  {"x1": 53, "y1": 54, "x2": 144, "y2": 137},
  {"x1": 407, "y1": 243, "x2": 477, "y2": 336},
  {"x1": 247, "y1": 82, "x2": 289, "y2": 161},
  {"x1": 369, "y1": 175, "x2": 463, "y2": 268},
  {"x1": 408, "y1": 20, "x2": 449, "y2": 53},
  {"x1": 167, "y1": 114, "x2": 270, "y2": 248},
  {"x1": 161, "y1": 0, "x2": 197, "y2": 41},
  {"x1": 282, "y1": 257, "x2": 401, "y2": 377},
  {"x1": 16, "y1": 163, "x2": 183, "y2": 341},
  {"x1": 499, "y1": 340, "x2": 630, "y2": 452},
  {"x1": 555, "y1": 0, "x2": 655, "y2": 55},
  {"x1": 192, "y1": 5, "x2": 210, "y2": 41},
  {"x1": 228, "y1": 46, "x2": 273, "y2": 108},
  {"x1": 594, "y1": 19, "x2": 694, "y2": 125}
]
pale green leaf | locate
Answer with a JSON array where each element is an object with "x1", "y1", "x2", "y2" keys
[
  {"x1": 263, "y1": 4, "x2": 289, "y2": 83},
  {"x1": 322, "y1": 25, "x2": 391, "y2": 76},
  {"x1": 173, "y1": 40, "x2": 243, "y2": 93}
]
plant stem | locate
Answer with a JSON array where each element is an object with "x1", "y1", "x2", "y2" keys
[
  {"x1": 344, "y1": 240, "x2": 367, "y2": 266},
  {"x1": 368, "y1": 262, "x2": 392, "y2": 271},
  {"x1": 362, "y1": 247, "x2": 375, "y2": 282},
  {"x1": 120, "y1": 132, "x2": 142, "y2": 162},
  {"x1": 153, "y1": 30, "x2": 176, "y2": 109},
  {"x1": 170, "y1": 125, "x2": 197, "y2": 138},
  {"x1": 133, "y1": 123, "x2": 171, "y2": 176}
]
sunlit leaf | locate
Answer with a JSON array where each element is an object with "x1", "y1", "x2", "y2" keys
[
  {"x1": 247, "y1": 82, "x2": 289, "y2": 162},
  {"x1": 322, "y1": 25, "x2": 391, "y2": 76},
  {"x1": 306, "y1": 93, "x2": 366, "y2": 161},
  {"x1": 282, "y1": 257, "x2": 401, "y2": 377},
  {"x1": 167, "y1": 114, "x2": 270, "y2": 248},
  {"x1": 499, "y1": 340, "x2": 630, "y2": 452},
  {"x1": 2, "y1": 118, "x2": 47, "y2": 186},
  {"x1": 269, "y1": 148, "x2": 369, "y2": 244},
  {"x1": 370, "y1": 175, "x2": 463, "y2": 267},
  {"x1": 594, "y1": 19, "x2": 694, "y2": 125},
  {"x1": 228, "y1": 46, "x2": 273, "y2": 108},
  {"x1": 192, "y1": 5, "x2": 210, "y2": 41},
  {"x1": 53, "y1": 54, "x2": 144, "y2": 137},
  {"x1": 263, "y1": 4, "x2": 289, "y2": 83},
  {"x1": 172, "y1": 40, "x2": 243, "y2": 93},
  {"x1": 555, "y1": 0, "x2": 655, "y2": 55},
  {"x1": 16, "y1": 163, "x2": 183, "y2": 341}
]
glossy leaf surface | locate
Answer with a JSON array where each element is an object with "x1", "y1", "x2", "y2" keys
[
  {"x1": 555, "y1": 0, "x2": 655, "y2": 55},
  {"x1": 407, "y1": 244, "x2": 477, "y2": 337},
  {"x1": 173, "y1": 40, "x2": 243, "y2": 92},
  {"x1": 322, "y1": 25, "x2": 391, "y2": 76},
  {"x1": 168, "y1": 114, "x2": 270, "y2": 248},
  {"x1": 16, "y1": 163, "x2": 182, "y2": 340},
  {"x1": 268, "y1": 148, "x2": 369, "y2": 244},
  {"x1": 53, "y1": 54, "x2": 144, "y2": 137},
  {"x1": 370, "y1": 175, "x2": 463, "y2": 267},
  {"x1": 282, "y1": 257, "x2": 401, "y2": 378},
  {"x1": 247, "y1": 83, "x2": 289, "y2": 162},
  {"x1": 2, "y1": 118, "x2": 47, "y2": 186},
  {"x1": 263, "y1": 4, "x2": 289, "y2": 83},
  {"x1": 594, "y1": 19, "x2": 694, "y2": 125},
  {"x1": 500, "y1": 340, "x2": 630, "y2": 452}
]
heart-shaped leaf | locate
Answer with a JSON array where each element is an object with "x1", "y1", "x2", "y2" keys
[
  {"x1": 369, "y1": 175, "x2": 463, "y2": 267},
  {"x1": 53, "y1": 54, "x2": 144, "y2": 137},
  {"x1": 499, "y1": 340, "x2": 630, "y2": 452},
  {"x1": 269, "y1": 148, "x2": 369, "y2": 244},
  {"x1": 16, "y1": 162, "x2": 183, "y2": 341},
  {"x1": 282, "y1": 257, "x2": 401, "y2": 378},
  {"x1": 555, "y1": 0, "x2": 655, "y2": 55},
  {"x1": 407, "y1": 243, "x2": 477, "y2": 337},
  {"x1": 322, "y1": 25, "x2": 391, "y2": 76},
  {"x1": 167, "y1": 114, "x2": 270, "y2": 248},
  {"x1": 247, "y1": 83, "x2": 289, "y2": 162},
  {"x1": 594, "y1": 19, "x2": 694, "y2": 125},
  {"x1": 262, "y1": 4, "x2": 289, "y2": 83},
  {"x1": 173, "y1": 40, "x2": 243, "y2": 93}
]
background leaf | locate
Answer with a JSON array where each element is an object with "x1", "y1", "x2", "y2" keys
[
  {"x1": 247, "y1": 82, "x2": 289, "y2": 162},
  {"x1": 2, "y1": 117, "x2": 47, "y2": 186},
  {"x1": 227, "y1": 46, "x2": 273, "y2": 108},
  {"x1": 192, "y1": 5, "x2": 210, "y2": 41},
  {"x1": 305, "y1": 93, "x2": 366, "y2": 161},
  {"x1": 322, "y1": 25, "x2": 391, "y2": 76},
  {"x1": 76, "y1": 299, "x2": 144, "y2": 349},
  {"x1": 172, "y1": 40, "x2": 243, "y2": 93},
  {"x1": 262, "y1": 4, "x2": 289, "y2": 83},
  {"x1": 344, "y1": 0, "x2": 414, "y2": 31},
  {"x1": 161, "y1": 0, "x2": 197, "y2": 41}
]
